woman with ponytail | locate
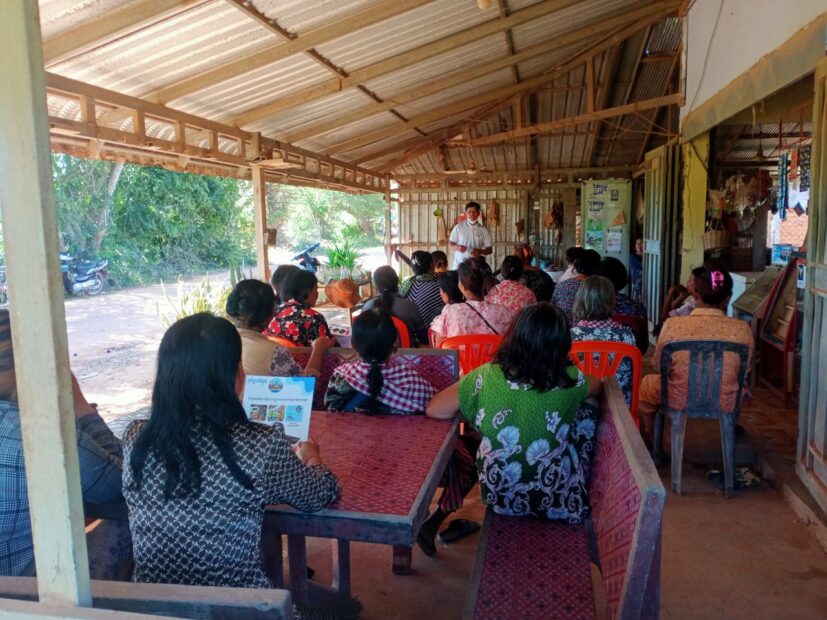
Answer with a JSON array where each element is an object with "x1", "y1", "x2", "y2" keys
[
  {"x1": 325, "y1": 309, "x2": 478, "y2": 557},
  {"x1": 362, "y1": 265, "x2": 428, "y2": 346},
  {"x1": 123, "y1": 313, "x2": 339, "y2": 590},
  {"x1": 325, "y1": 309, "x2": 435, "y2": 414}
]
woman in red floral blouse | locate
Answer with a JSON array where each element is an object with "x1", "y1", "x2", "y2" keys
[{"x1": 265, "y1": 269, "x2": 331, "y2": 346}]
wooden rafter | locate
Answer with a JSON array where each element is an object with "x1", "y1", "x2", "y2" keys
[
  {"x1": 361, "y1": 6, "x2": 676, "y2": 172},
  {"x1": 586, "y1": 44, "x2": 622, "y2": 166},
  {"x1": 296, "y1": 0, "x2": 672, "y2": 148},
  {"x1": 42, "y1": 0, "x2": 204, "y2": 66},
  {"x1": 327, "y1": 5, "x2": 677, "y2": 158},
  {"x1": 46, "y1": 73, "x2": 386, "y2": 194},
  {"x1": 232, "y1": 0, "x2": 591, "y2": 127},
  {"x1": 467, "y1": 94, "x2": 681, "y2": 146},
  {"x1": 636, "y1": 50, "x2": 681, "y2": 162},
  {"x1": 497, "y1": 0, "x2": 520, "y2": 84},
  {"x1": 140, "y1": 0, "x2": 434, "y2": 105}
]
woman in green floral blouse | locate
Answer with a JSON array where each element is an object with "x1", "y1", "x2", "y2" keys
[{"x1": 427, "y1": 303, "x2": 601, "y2": 521}]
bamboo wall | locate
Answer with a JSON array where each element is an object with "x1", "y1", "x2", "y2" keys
[{"x1": 394, "y1": 185, "x2": 580, "y2": 275}]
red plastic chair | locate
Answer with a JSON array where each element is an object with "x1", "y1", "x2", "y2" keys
[
  {"x1": 266, "y1": 335, "x2": 300, "y2": 348},
  {"x1": 569, "y1": 341, "x2": 642, "y2": 427},
  {"x1": 392, "y1": 317, "x2": 412, "y2": 348},
  {"x1": 439, "y1": 334, "x2": 502, "y2": 375}
]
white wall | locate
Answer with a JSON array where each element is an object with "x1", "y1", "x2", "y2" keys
[{"x1": 682, "y1": 0, "x2": 826, "y2": 121}]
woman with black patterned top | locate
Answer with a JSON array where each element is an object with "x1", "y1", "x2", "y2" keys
[{"x1": 123, "y1": 313, "x2": 339, "y2": 589}]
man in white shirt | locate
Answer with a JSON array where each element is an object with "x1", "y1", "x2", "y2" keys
[{"x1": 448, "y1": 202, "x2": 493, "y2": 269}]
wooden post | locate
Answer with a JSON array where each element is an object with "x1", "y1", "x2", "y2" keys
[
  {"x1": 0, "y1": 0, "x2": 91, "y2": 607},
  {"x1": 252, "y1": 165, "x2": 271, "y2": 282},
  {"x1": 384, "y1": 176, "x2": 392, "y2": 265}
]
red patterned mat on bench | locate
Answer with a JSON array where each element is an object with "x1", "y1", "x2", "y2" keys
[{"x1": 473, "y1": 514, "x2": 595, "y2": 620}]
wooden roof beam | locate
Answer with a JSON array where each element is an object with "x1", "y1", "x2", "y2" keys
[
  {"x1": 232, "y1": 0, "x2": 594, "y2": 127},
  {"x1": 282, "y1": 1, "x2": 674, "y2": 144},
  {"x1": 146, "y1": 0, "x2": 435, "y2": 105},
  {"x1": 43, "y1": 0, "x2": 204, "y2": 66},
  {"x1": 467, "y1": 94, "x2": 681, "y2": 146}
]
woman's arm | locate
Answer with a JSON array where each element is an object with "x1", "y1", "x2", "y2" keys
[
  {"x1": 583, "y1": 375, "x2": 603, "y2": 408},
  {"x1": 304, "y1": 336, "x2": 334, "y2": 377},
  {"x1": 426, "y1": 382, "x2": 460, "y2": 419}
]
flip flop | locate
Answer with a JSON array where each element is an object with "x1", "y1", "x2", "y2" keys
[{"x1": 438, "y1": 519, "x2": 481, "y2": 544}]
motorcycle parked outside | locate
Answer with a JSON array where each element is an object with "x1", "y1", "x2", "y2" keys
[{"x1": 60, "y1": 253, "x2": 108, "y2": 296}]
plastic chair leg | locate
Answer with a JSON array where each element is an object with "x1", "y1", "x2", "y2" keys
[
  {"x1": 669, "y1": 411, "x2": 686, "y2": 495},
  {"x1": 719, "y1": 413, "x2": 736, "y2": 499},
  {"x1": 653, "y1": 412, "x2": 665, "y2": 467}
]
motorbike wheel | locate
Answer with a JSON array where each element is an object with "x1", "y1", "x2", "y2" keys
[{"x1": 86, "y1": 273, "x2": 106, "y2": 296}]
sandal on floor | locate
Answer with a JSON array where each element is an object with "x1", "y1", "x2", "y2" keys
[
  {"x1": 707, "y1": 467, "x2": 762, "y2": 490},
  {"x1": 438, "y1": 519, "x2": 481, "y2": 544},
  {"x1": 416, "y1": 530, "x2": 437, "y2": 557}
]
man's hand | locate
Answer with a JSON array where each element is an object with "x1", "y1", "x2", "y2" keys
[{"x1": 456, "y1": 245, "x2": 467, "y2": 253}]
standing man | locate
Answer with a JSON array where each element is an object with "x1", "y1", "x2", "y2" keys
[{"x1": 449, "y1": 201, "x2": 493, "y2": 269}]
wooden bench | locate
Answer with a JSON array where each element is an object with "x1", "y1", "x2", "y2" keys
[
  {"x1": 290, "y1": 346, "x2": 460, "y2": 409},
  {"x1": 0, "y1": 578, "x2": 293, "y2": 619},
  {"x1": 463, "y1": 379, "x2": 665, "y2": 620}
]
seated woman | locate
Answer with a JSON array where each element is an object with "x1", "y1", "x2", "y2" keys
[
  {"x1": 431, "y1": 250, "x2": 449, "y2": 274},
  {"x1": 486, "y1": 255, "x2": 537, "y2": 313},
  {"x1": 123, "y1": 313, "x2": 339, "y2": 590},
  {"x1": 430, "y1": 258, "x2": 516, "y2": 344},
  {"x1": 269, "y1": 264, "x2": 299, "y2": 304},
  {"x1": 0, "y1": 309, "x2": 123, "y2": 576},
  {"x1": 570, "y1": 276, "x2": 637, "y2": 408},
  {"x1": 326, "y1": 309, "x2": 478, "y2": 555},
  {"x1": 438, "y1": 270, "x2": 464, "y2": 305},
  {"x1": 225, "y1": 279, "x2": 333, "y2": 377},
  {"x1": 362, "y1": 265, "x2": 428, "y2": 346},
  {"x1": 515, "y1": 244, "x2": 555, "y2": 302},
  {"x1": 266, "y1": 269, "x2": 331, "y2": 346},
  {"x1": 552, "y1": 248, "x2": 601, "y2": 321},
  {"x1": 325, "y1": 308, "x2": 436, "y2": 414},
  {"x1": 398, "y1": 251, "x2": 445, "y2": 327},
  {"x1": 427, "y1": 303, "x2": 601, "y2": 521},
  {"x1": 639, "y1": 267, "x2": 754, "y2": 439},
  {"x1": 557, "y1": 246, "x2": 584, "y2": 283},
  {"x1": 598, "y1": 256, "x2": 648, "y2": 353}
]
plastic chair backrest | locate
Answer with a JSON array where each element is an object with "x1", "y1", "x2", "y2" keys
[
  {"x1": 439, "y1": 334, "x2": 502, "y2": 375},
  {"x1": 266, "y1": 335, "x2": 300, "y2": 348},
  {"x1": 611, "y1": 313, "x2": 650, "y2": 355},
  {"x1": 569, "y1": 341, "x2": 643, "y2": 427},
  {"x1": 392, "y1": 316, "x2": 412, "y2": 348},
  {"x1": 658, "y1": 340, "x2": 749, "y2": 419}
]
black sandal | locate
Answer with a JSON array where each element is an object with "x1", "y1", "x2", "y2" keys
[{"x1": 438, "y1": 519, "x2": 481, "y2": 544}]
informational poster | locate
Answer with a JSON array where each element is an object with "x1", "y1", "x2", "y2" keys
[
  {"x1": 581, "y1": 179, "x2": 632, "y2": 269},
  {"x1": 606, "y1": 229, "x2": 623, "y2": 253},
  {"x1": 243, "y1": 376, "x2": 315, "y2": 443}
]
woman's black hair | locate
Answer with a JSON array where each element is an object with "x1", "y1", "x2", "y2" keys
[
  {"x1": 500, "y1": 255, "x2": 524, "y2": 281},
  {"x1": 351, "y1": 309, "x2": 397, "y2": 413},
  {"x1": 458, "y1": 257, "x2": 497, "y2": 298},
  {"x1": 431, "y1": 250, "x2": 448, "y2": 270},
  {"x1": 225, "y1": 279, "x2": 277, "y2": 329},
  {"x1": 598, "y1": 256, "x2": 629, "y2": 293},
  {"x1": 495, "y1": 303, "x2": 575, "y2": 391},
  {"x1": 693, "y1": 266, "x2": 733, "y2": 308},
  {"x1": 280, "y1": 269, "x2": 318, "y2": 305},
  {"x1": 270, "y1": 264, "x2": 300, "y2": 303},
  {"x1": 411, "y1": 251, "x2": 433, "y2": 276},
  {"x1": 438, "y1": 271, "x2": 464, "y2": 303},
  {"x1": 566, "y1": 246, "x2": 584, "y2": 264},
  {"x1": 373, "y1": 265, "x2": 399, "y2": 311},
  {"x1": 128, "y1": 313, "x2": 253, "y2": 499},
  {"x1": 574, "y1": 249, "x2": 601, "y2": 277}
]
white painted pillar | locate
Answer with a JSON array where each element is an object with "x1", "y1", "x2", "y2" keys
[
  {"x1": 0, "y1": 0, "x2": 91, "y2": 606},
  {"x1": 252, "y1": 166, "x2": 271, "y2": 282}
]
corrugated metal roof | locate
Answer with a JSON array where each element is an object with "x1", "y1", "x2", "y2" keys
[{"x1": 38, "y1": 0, "x2": 682, "y2": 178}]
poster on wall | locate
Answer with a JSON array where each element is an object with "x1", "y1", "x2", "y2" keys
[{"x1": 581, "y1": 179, "x2": 632, "y2": 269}]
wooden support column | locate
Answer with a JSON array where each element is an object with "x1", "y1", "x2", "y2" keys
[
  {"x1": 252, "y1": 165, "x2": 270, "y2": 282},
  {"x1": 384, "y1": 176, "x2": 392, "y2": 265},
  {"x1": 562, "y1": 187, "x2": 578, "y2": 250},
  {"x1": 0, "y1": 0, "x2": 91, "y2": 607},
  {"x1": 680, "y1": 133, "x2": 709, "y2": 282}
]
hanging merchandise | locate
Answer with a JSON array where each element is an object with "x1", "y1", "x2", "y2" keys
[
  {"x1": 777, "y1": 153, "x2": 789, "y2": 221},
  {"x1": 488, "y1": 199, "x2": 500, "y2": 228},
  {"x1": 799, "y1": 145, "x2": 811, "y2": 192},
  {"x1": 543, "y1": 203, "x2": 554, "y2": 229}
]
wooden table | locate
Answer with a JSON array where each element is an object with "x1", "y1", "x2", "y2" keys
[{"x1": 263, "y1": 411, "x2": 458, "y2": 608}]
